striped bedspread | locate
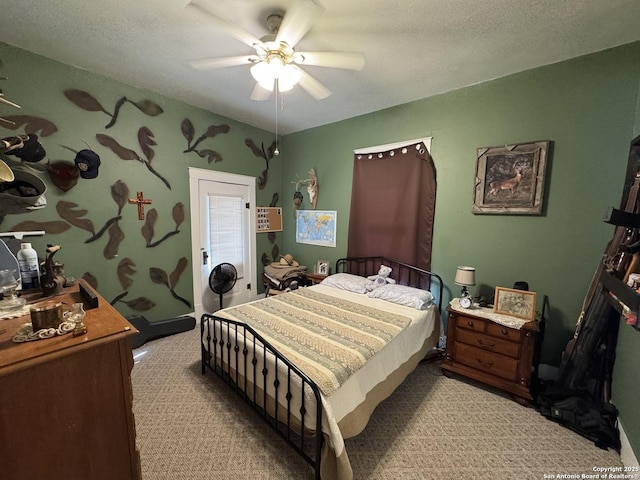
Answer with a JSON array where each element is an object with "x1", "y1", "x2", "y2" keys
[{"x1": 215, "y1": 288, "x2": 413, "y2": 396}]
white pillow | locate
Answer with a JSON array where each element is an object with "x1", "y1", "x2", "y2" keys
[
  {"x1": 367, "y1": 284, "x2": 434, "y2": 310},
  {"x1": 320, "y1": 273, "x2": 375, "y2": 294}
]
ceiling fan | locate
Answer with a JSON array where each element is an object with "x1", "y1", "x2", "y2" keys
[{"x1": 186, "y1": 0, "x2": 365, "y2": 101}]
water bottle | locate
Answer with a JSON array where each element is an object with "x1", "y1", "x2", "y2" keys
[{"x1": 17, "y1": 243, "x2": 40, "y2": 290}]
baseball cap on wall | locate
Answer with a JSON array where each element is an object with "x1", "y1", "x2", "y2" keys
[
  {"x1": 3, "y1": 134, "x2": 46, "y2": 162},
  {"x1": 74, "y1": 149, "x2": 101, "y2": 179}
]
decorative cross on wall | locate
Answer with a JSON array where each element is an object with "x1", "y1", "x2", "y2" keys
[{"x1": 128, "y1": 191, "x2": 152, "y2": 220}]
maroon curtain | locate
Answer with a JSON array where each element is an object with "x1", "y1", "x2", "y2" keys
[{"x1": 347, "y1": 141, "x2": 436, "y2": 271}]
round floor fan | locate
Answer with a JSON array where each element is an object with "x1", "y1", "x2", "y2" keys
[{"x1": 208, "y1": 262, "x2": 238, "y2": 309}]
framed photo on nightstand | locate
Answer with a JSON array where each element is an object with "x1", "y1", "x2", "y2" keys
[
  {"x1": 494, "y1": 286, "x2": 537, "y2": 321},
  {"x1": 316, "y1": 260, "x2": 329, "y2": 276}
]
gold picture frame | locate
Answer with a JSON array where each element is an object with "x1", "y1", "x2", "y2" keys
[
  {"x1": 493, "y1": 286, "x2": 537, "y2": 321},
  {"x1": 473, "y1": 140, "x2": 550, "y2": 215}
]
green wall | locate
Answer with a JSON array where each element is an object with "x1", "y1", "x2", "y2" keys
[
  {"x1": 0, "y1": 42, "x2": 282, "y2": 321},
  {"x1": 2, "y1": 40, "x2": 640, "y2": 460},
  {"x1": 282, "y1": 43, "x2": 640, "y2": 457}
]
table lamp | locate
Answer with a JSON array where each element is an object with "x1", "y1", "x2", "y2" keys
[{"x1": 454, "y1": 266, "x2": 476, "y2": 307}]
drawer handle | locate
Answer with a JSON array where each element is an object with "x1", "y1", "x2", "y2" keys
[
  {"x1": 467, "y1": 321, "x2": 474, "y2": 327},
  {"x1": 501, "y1": 328, "x2": 509, "y2": 336},
  {"x1": 477, "y1": 339, "x2": 495, "y2": 348},
  {"x1": 476, "y1": 358, "x2": 494, "y2": 367}
]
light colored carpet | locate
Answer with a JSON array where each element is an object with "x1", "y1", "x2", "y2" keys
[{"x1": 131, "y1": 327, "x2": 622, "y2": 479}]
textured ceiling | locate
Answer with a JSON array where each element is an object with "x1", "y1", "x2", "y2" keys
[{"x1": 1, "y1": 0, "x2": 640, "y2": 135}]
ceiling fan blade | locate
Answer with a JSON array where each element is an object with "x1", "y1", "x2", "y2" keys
[
  {"x1": 275, "y1": 0, "x2": 324, "y2": 48},
  {"x1": 186, "y1": 1, "x2": 263, "y2": 49},
  {"x1": 250, "y1": 83, "x2": 272, "y2": 101},
  {"x1": 189, "y1": 55, "x2": 255, "y2": 70},
  {"x1": 295, "y1": 51, "x2": 365, "y2": 71},
  {"x1": 297, "y1": 68, "x2": 331, "y2": 100}
]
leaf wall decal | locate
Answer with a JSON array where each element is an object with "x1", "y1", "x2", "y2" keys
[
  {"x1": 103, "y1": 221, "x2": 124, "y2": 259},
  {"x1": 197, "y1": 149, "x2": 222, "y2": 164},
  {"x1": 82, "y1": 272, "x2": 98, "y2": 289},
  {"x1": 205, "y1": 124, "x2": 230, "y2": 138},
  {"x1": 150, "y1": 267, "x2": 169, "y2": 287},
  {"x1": 9, "y1": 221, "x2": 70, "y2": 234},
  {"x1": 85, "y1": 216, "x2": 121, "y2": 244},
  {"x1": 111, "y1": 180, "x2": 130, "y2": 214},
  {"x1": 111, "y1": 291, "x2": 129, "y2": 305},
  {"x1": 0, "y1": 115, "x2": 58, "y2": 137},
  {"x1": 105, "y1": 97, "x2": 127, "y2": 129},
  {"x1": 271, "y1": 244, "x2": 279, "y2": 261},
  {"x1": 268, "y1": 231, "x2": 276, "y2": 244},
  {"x1": 132, "y1": 99, "x2": 164, "y2": 117},
  {"x1": 245, "y1": 139, "x2": 264, "y2": 158},
  {"x1": 181, "y1": 118, "x2": 195, "y2": 144},
  {"x1": 122, "y1": 297, "x2": 155, "y2": 311},
  {"x1": 138, "y1": 126, "x2": 156, "y2": 163},
  {"x1": 96, "y1": 134, "x2": 140, "y2": 161},
  {"x1": 141, "y1": 208, "x2": 157, "y2": 245},
  {"x1": 56, "y1": 201, "x2": 95, "y2": 234},
  {"x1": 266, "y1": 140, "x2": 277, "y2": 159},
  {"x1": 261, "y1": 253, "x2": 270, "y2": 266},
  {"x1": 258, "y1": 169, "x2": 268, "y2": 189},
  {"x1": 169, "y1": 257, "x2": 188, "y2": 289},
  {"x1": 172, "y1": 202, "x2": 184, "y2": 229},
  {"x1": 117, "y1": 258, "x2": 137, "y2": 291},
  {"x1": 64, "y1": 89, "x2": 110, "y2": 114}
]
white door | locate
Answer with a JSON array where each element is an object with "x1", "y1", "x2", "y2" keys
[{"x1": 189, "y1": 168, "x2": 257, "y2": 322}]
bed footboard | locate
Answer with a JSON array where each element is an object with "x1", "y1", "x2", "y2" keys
[{"x1": 201, "y1": 314, "x2": 324, "y2": 479}]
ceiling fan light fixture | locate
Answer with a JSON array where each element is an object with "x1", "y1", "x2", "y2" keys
[
  {"x1": 250, "y1": 61, "x2": 275, "y2": 90},
  {"x1": 278, "y1": 64, "x2": 301, "y2": 91}
]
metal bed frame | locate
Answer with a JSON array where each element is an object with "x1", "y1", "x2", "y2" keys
[{"x1": 200, "y1": 256, "x2": 443, "y2": 479}]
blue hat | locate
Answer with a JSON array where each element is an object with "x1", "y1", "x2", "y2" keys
[{"x1": 74, "y1": 149, "x2": 101, "y2": 179}]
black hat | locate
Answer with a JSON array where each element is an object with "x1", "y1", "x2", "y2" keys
[
  {"x1": 4, "y1": 134, "x2": 46, "y2": 162},
  {"x1": 74, "y1": 149, "x2": 101, "y2": 179}
]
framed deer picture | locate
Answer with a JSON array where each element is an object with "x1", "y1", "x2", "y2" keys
[{"x1": 472, "y1": 140, "x2": 550, "y2": 215}]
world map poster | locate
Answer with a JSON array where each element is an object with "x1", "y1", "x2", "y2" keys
[{"x1": 295, "y1": 210, "x2": 337, "y2": 247}]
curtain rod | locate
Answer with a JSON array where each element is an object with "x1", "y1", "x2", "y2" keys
[{"x1": 354, "y1": 136, "x2": 432, "y2": 155}]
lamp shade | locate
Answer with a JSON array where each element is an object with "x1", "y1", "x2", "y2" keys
[{"x1": 454, "y1": 266, "x2": 476, "y2": 286}]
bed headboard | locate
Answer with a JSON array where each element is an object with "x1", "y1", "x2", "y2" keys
[{"x1": 335, "y1": 256, "x2": 443, "y2": 311}]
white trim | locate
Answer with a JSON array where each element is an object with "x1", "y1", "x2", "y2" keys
[
  {"x1": 620, "y1": 419, "x2": 640, "y2": 469},
  {"x1": 188, "y1": 167, "x2": 258, "y2": 322},
  {"x1": 354, "y1": 136, "x2": 433, "y2": 155}
]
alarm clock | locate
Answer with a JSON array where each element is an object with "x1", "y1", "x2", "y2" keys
[{"x1": 459, "y1": 294, "x2": 473, "y2": 309}]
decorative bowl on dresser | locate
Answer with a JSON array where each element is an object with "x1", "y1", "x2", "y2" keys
[{"x1": 442, "y1": 300, "x2": 540, "y2": 405}]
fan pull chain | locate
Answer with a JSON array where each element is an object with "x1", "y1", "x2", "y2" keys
[{"x1": 274, "y1": 79, "x2": 280, "y2": 156}]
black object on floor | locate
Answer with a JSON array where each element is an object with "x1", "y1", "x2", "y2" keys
[{"x1": 128, "y1": 315, "x2": 196, "y2": 349}]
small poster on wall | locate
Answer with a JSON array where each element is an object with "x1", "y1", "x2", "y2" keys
[{"x1": 295, "y1": 210, "x2": 337, "y2": 247}]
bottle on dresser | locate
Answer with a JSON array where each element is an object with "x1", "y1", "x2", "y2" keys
[{"x1": 17, "y1": 242, "x2": 40, "y2": 290}]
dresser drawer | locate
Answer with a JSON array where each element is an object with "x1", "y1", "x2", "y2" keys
[
  {"x1": 486, "y1": 322, "x2": 522, "y2": 343},
  {"x1": 455, "y1": 315, "x2": 486, "y2": 333},
  {"x1": 456, "y1": 328, "x2": 520, "y2": 358},
  {"x1": 454, "y1": 342, "x2": 518, "y2": 381}
]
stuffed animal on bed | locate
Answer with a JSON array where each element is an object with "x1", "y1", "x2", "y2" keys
[{"x1": 367, "y1": 265, "x2": 396, "y2": 286}]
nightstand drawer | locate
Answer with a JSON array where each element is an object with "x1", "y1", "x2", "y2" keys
[
  {"x1": 486, "y1": 322, "x2": 522, "y2": 342},
  {"x1": 454, "y1": 343, "x2": 518, "y2": 381},
  {"x1": 455, "y1": 316, "x2": 486, "y2": 333},
  {"x1": 456, "y1": 328, "x2": 520, "y2": 358}
]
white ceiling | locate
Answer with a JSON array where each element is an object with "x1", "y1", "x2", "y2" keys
[{"x1": 1, "y1": 0, "x2": 640, "y2": 135}]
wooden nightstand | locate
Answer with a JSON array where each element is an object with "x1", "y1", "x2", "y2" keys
[
  {"x1": 304, "y1": 272, "x2": 328, "y2": 285},
  {"x1": 441, "y1": 302, "x2": 539, "y2": 405}
]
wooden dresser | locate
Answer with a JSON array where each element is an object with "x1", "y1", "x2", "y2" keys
[
  {"x1": 0, "y1": 282, "x2": 141, "y2": 480},
  {"x1": 442, "y1": 304, "x2": 539, "y2": 405}
]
